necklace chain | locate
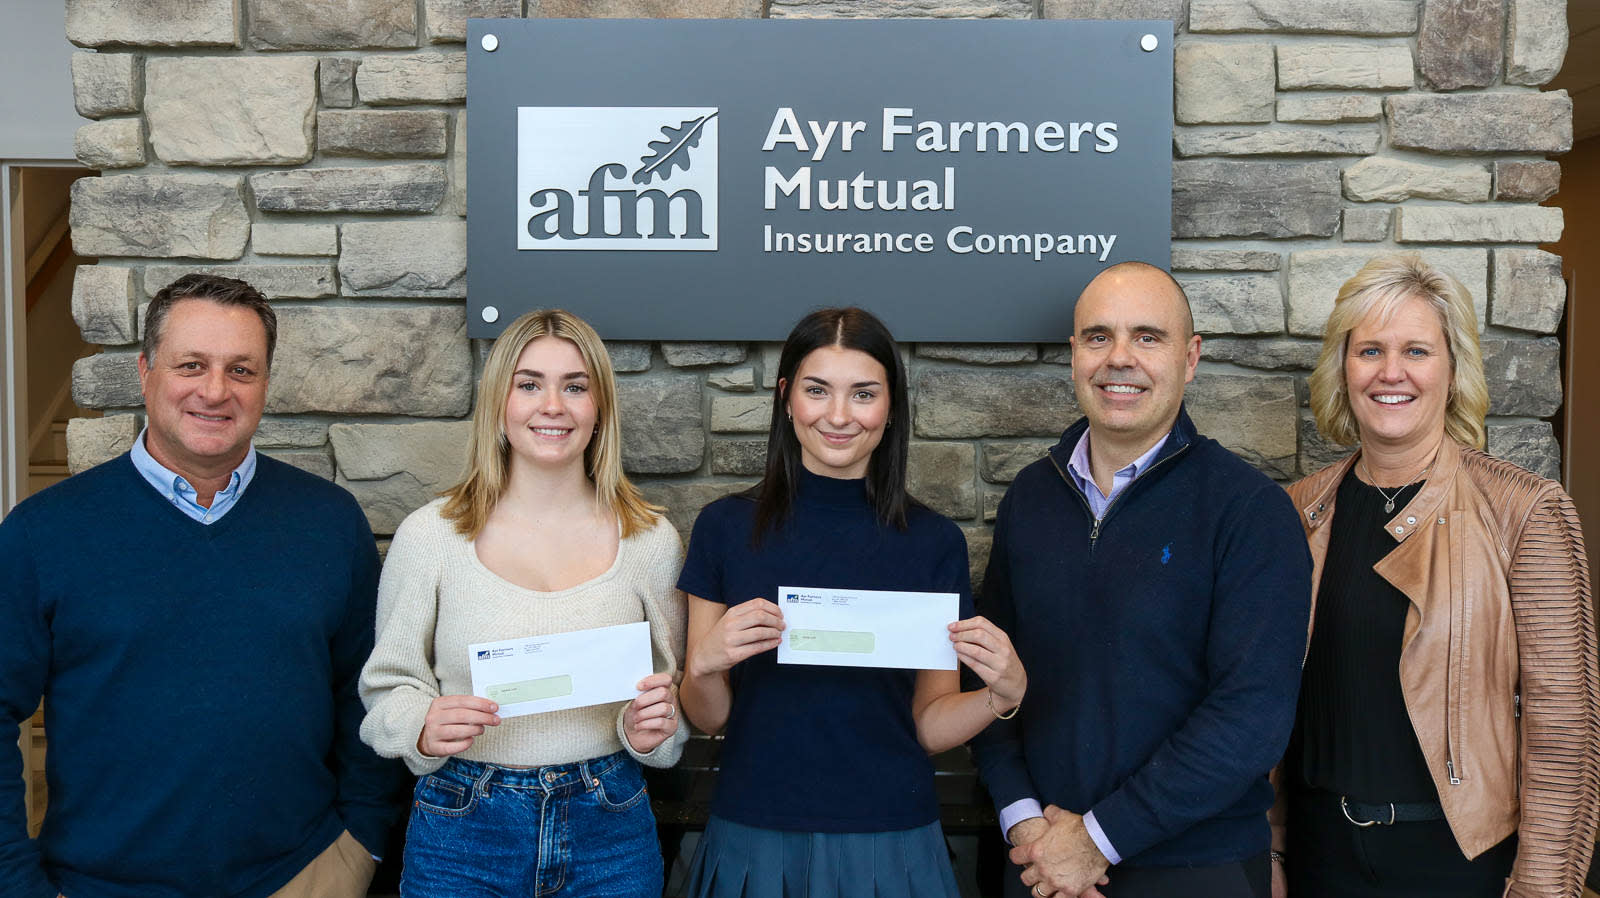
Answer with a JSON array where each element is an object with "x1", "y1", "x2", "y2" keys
[{"x1": 1358, "y1": 456, "x2": 1432, "y2": 514}]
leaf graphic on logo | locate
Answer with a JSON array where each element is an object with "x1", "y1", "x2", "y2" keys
[{"x1": 632, "y1": 112, "x2": 717, "y2": 186}]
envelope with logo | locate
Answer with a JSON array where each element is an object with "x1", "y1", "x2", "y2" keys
[
  {"x1": 776, "y1": 586, "x2": 959, "y2": 671},
  {"x1": 468, "y1": 621, "x2": 652, "y2": 718}
]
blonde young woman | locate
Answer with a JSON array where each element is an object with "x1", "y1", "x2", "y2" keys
[
  {"x1": 359, "y1": 310, "x2": 685, "y2": 897},
  {"x1": 1273, "y1": 255, "x2": 1598, "y2": 898}
]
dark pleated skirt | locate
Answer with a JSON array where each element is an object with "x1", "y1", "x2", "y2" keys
[{"x1": 684, "y1": 815, "x2": 962, "y2": 898}]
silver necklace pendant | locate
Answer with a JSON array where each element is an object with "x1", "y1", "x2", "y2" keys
[{"x1": 1360, "y1": 456, "x2": 1428, "y2": 518}]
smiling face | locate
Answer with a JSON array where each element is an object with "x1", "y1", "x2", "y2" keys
[
  {"x1": 503, "y1": 336, "x2": 597, "y2": 475},
  {"x1": 1344, "y1": 294, "x2": 1451, "y2": 455},
  {"x1": 137, "y1": 298, "x2": 270, "y2": 484},
  {"x1": 1070, "y1": 266, "x2": 1201, "y2": 451},
  {"x1": 781, "y1": 345, "x2": 890, "y2": 480}
]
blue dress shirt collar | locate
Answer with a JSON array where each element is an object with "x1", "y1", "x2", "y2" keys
[{"x1": 130, "y1": 427, "x2": 257, "y2": 525}]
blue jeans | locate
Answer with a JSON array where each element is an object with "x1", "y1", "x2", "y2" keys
[{"x1": 400, "y1": 752, "x2": 662, "y2": 898}]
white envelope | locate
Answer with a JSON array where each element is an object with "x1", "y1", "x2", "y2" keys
[
  {"x1": 775, "y1": 585, "x2": 959, "y2": 671},
  {"x1": 468, "y1": 621, "x2": 652, "y2": 718}
]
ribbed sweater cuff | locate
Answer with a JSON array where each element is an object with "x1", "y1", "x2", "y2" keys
[
  {"x1": 615, "y1": 705, "x2": 686, "y2": 768},
  {"x1": 362, "y1": 691, "x2": 446, "y2": 777},
  {"x1": 1087, "y1": 793, "x2": 1154, "y2": 863}
]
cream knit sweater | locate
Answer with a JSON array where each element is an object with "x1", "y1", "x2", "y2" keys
[{"x1": 359, "y1": 498, "x2": 687, "y2": 775}]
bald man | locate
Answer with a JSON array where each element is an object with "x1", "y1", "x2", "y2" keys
[{"x1": 973, "y1": 262, "x2": 1312, "y2": 898}]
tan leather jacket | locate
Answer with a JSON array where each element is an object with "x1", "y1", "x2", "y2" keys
[{"x1": 1282, "y1": 440, "x2": 1598, "y2": 898}]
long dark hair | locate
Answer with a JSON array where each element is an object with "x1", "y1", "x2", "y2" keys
[{"x1": 752, "y1": 307, "x2": 913, "y2": 540}]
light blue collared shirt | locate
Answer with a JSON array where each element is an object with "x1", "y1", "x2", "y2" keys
[
  {"x1": 130, "y1": 427, "x2": 257, "y2": 525},
  {"x1": 1064, "y1": 429, "x2": 1170, "y2": 522},
  {"x1": 997, "y1": 428, "x2": 1171, "y2": 865}
]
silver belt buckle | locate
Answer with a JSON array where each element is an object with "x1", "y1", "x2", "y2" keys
[{"x1": 1340, "y1": 796, "x2": 1395, "y2": 827}]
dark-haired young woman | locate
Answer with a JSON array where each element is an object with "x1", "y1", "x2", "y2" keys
[{"x1": 677, "y1": 307, "x2": 1027, "y2": 896}]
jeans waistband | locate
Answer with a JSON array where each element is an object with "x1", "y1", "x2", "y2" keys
[{"x1": 435, "y1": 750, "x2": 631, "y2": 796}]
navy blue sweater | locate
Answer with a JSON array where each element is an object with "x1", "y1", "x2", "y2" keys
[
  {"x1": 0, "y1": 454, "x2": 407, "y2": 898},
  {"x1": 678, "y1": 469, "x2": 973, "y2": 832},
  {"x1": 972, "y1": 408, "x2": 1311, "y2": 868}
]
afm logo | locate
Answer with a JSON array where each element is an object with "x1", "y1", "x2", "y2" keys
[{"x1": 517, "y1": 106, "x2": 719, "y2": 251}]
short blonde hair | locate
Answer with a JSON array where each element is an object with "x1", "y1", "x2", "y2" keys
[
  {"x1": 1308, "y1": 253, "x2": 1489, "y2": 450},
  {"x1": 440, "y1": 309, "x2": 661, "y2": 538}
]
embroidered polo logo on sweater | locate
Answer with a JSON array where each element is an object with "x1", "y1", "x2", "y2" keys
[{"x1": 1161, "y1": 543, "x2": 1172, "y2": 565}]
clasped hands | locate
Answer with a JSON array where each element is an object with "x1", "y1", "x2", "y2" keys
[{"x1": 1009, "y1": 805, "x2": 1111, "y2": 898}]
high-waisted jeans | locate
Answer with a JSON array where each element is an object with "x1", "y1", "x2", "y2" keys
[{"x1": 400, "y1": 751, "x2": 662, "y2": 898}]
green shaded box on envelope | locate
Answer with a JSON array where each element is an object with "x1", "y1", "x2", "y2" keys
[
  {"x1": 486, "y1": 675, "x2": 574, "y2": 704},
  {"x1": 789, "y1": 629, "x2": 875, "y2": 654}
]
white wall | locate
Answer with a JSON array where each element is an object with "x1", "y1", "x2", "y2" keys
[{"x1": 0, "y1": 4, "x2": 81, "y2": 160}]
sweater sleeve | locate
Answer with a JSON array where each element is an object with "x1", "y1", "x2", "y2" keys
[
  {"x1": 969, "y1": 489, "x2": 1042, "y2": 817},
  {"x1": 1087, "y1": 481, "x2": 1313, "y2": 861},
  {"x1": 330, "y1": 503, "x2": 410, "y2": 857},
  {"x1": 0, "y1": 512, "x2": 58, "y2": 898},
  {"x1": 617, "y1": 519, "x2": 690, "y2": 768},
  {"x1": 938, "y1": 517, "x2": 975, "y2": 619},
  {"x1": 359, "y1": 508, "x2": 449, "y2": 777},
  {"x1": 676, "y1": 499, "x2": 727, "y2": 603},
  {"x1": 1505, "y1": 487, "x2": 1599, "y2": 898}
]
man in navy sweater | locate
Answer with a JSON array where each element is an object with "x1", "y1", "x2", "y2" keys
[
  {"x1": 976, "y1": 262, "x2": 1312, "y2": 898},
  {"x1": 0, "y1": 274, "x2": 406, "y2": 898}
]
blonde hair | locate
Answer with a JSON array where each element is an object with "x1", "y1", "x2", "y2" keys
[
  {"x1": 440, "y1": 309, "x2": 661, "y2": 538},
  {"x1": 1308, "y1": 253, "x2": 1489, "y2": 450}
]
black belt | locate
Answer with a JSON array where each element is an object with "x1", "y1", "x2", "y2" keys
[{"x1": 1339, "y1": 795, "x2": 1446, "y2": 826}]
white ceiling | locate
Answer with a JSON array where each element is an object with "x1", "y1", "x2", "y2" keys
[{"x1": 1551, "y1": 1, "x2": 1600, "y2": 142}]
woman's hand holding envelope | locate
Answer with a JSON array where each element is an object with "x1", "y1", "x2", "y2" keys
[
  {"x1": 687, "y1": 598, "x2": 786, "y2": 677},
  {"x1": 948, "y1": 616, "x2": 1026, "y2": 715},
  {"x1": 416, "y1": 695, "x2": 501, "y2": 758},
  {"x1": 622, "y1": 672, "x2": 679, "y2": 754}
]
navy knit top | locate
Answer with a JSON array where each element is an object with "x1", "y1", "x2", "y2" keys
[{"x1": 677, "y1": 468, "x2": 973, "y2": 832}]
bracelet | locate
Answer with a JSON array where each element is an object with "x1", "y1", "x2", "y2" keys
[
  {"x1": 987, "y1": 689, "x2": 1020, "y2": 720},
  {"x1": 1269, "y1": 850, "x2": 1286, "y2": 865}
]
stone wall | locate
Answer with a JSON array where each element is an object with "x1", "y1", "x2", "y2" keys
[{"x1": 64, "y1": 0, "x2": 1572, "y2": 579}]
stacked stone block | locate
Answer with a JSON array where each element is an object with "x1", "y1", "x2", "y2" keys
[{"x1": 64, "y1": 0, "x2": 1573, "y2": 583}]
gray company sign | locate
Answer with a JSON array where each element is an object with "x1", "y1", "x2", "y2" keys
[{"x1": 467, "y1": 19, "x2": 1172, "y2": 341}]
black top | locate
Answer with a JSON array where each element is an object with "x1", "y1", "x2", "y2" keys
[
  {"x1": 677, "y1": 467, "x2": 973, "y2": 832},
  {"x1": 1291, "y1": 469, "x2": 1437, "y2": 802}
]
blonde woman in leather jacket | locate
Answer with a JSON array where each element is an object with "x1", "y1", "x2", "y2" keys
[{"x1": 1271, "y1": 254, "x2": 1597, "y2": 898}]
